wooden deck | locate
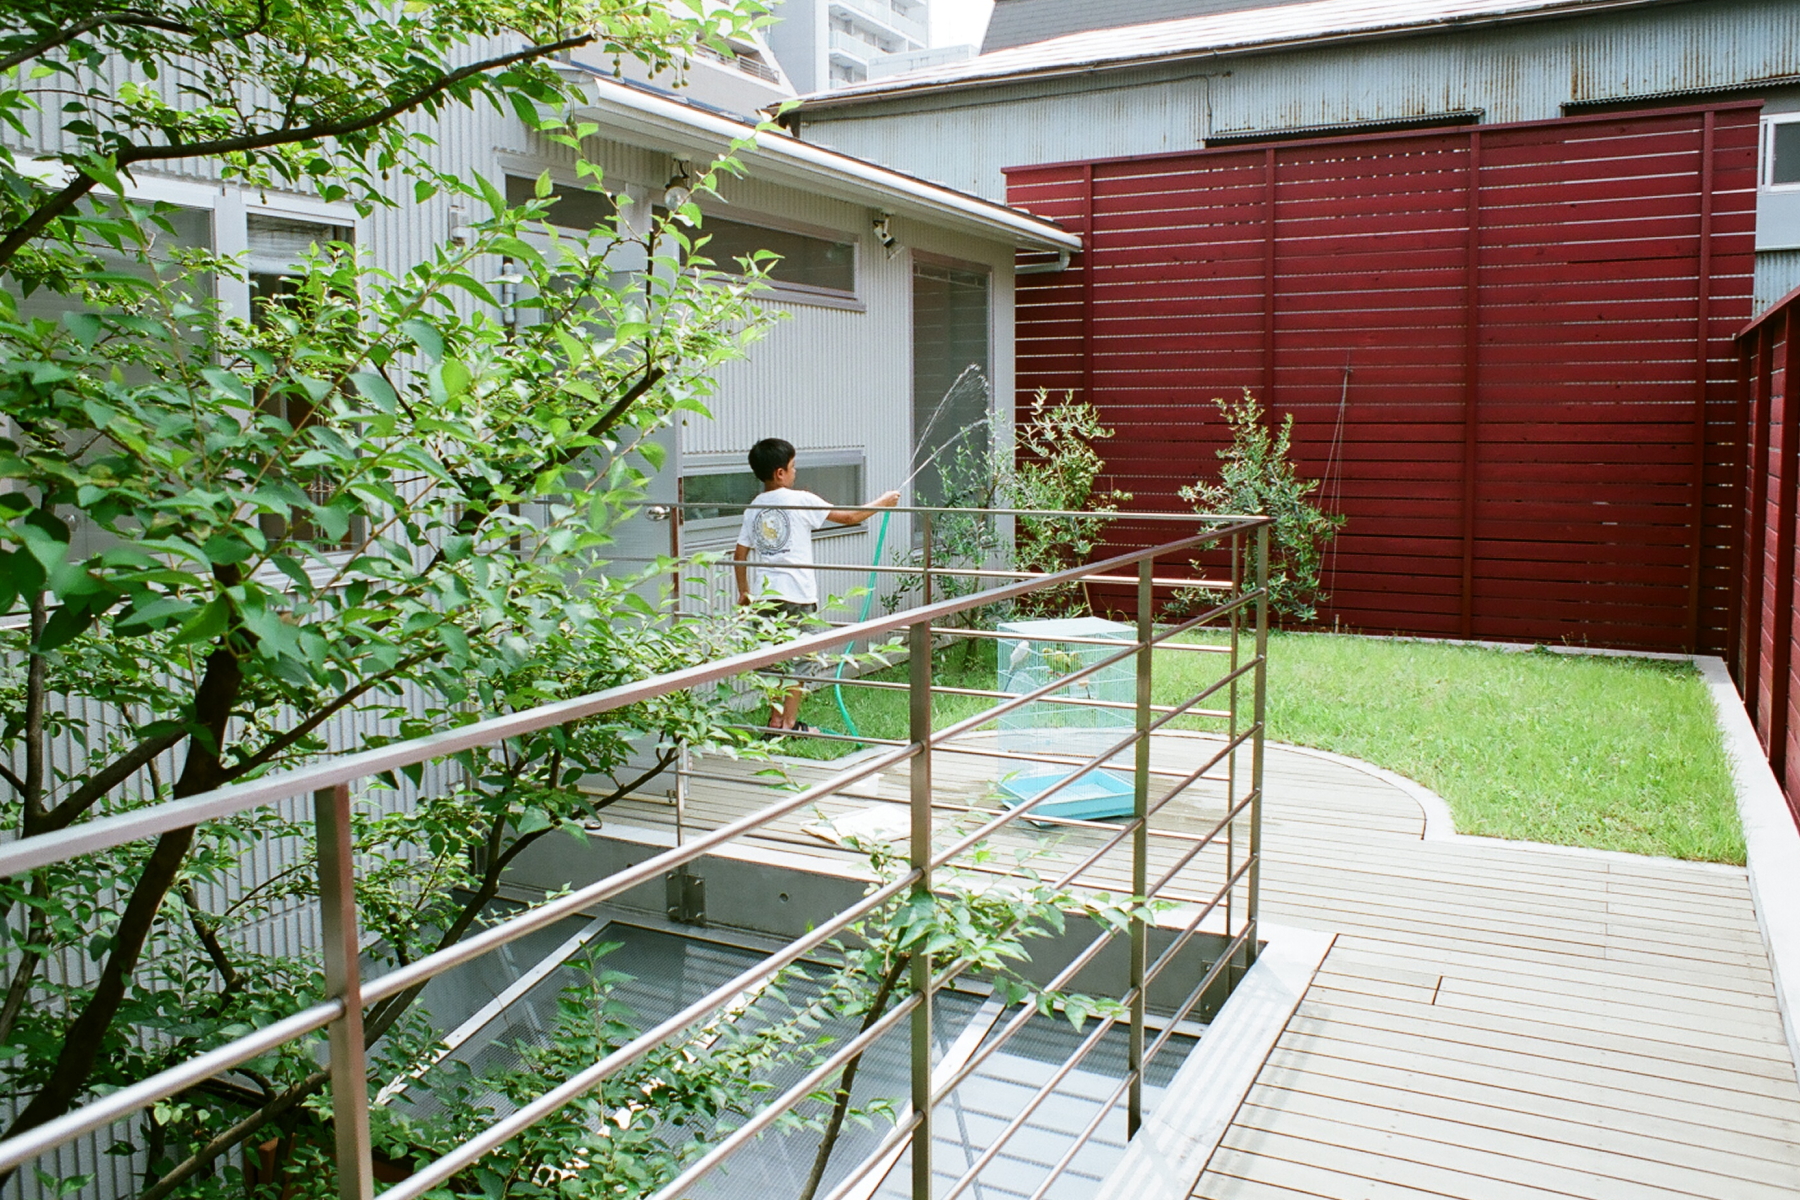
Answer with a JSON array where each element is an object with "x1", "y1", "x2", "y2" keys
[{"x1": 601, "y1": 732, "x2": 1800, "y2": 1200}]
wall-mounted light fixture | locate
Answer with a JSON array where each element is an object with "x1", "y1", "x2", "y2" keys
[
  {"x1": 873, "y1": 211, "x2": 899, "y2": 258},
  {"x1": 664, "y1": 161, "x2": 693, "y2": 212},
  {"x1": 497, "y1": 256, "x2": 521, "y2": 327}
]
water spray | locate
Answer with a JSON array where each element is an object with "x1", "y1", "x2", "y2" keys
[{"x1": 827, "y1": 366, "x2": 992, "y2": 743}]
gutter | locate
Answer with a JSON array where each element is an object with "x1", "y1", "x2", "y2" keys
[
  {"x1": 563, "y1": 68, "x2": 1081, "y2": 253},
  {"x1": 787, "y1": 0, "x2": 1679, "y2": 115}
]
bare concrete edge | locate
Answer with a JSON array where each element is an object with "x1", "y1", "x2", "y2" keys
[
  {"x1": 1093, "y1": 923, "x2": 1336, "y2": 1200},
  {"x1": 1282, "y1": 630, "x2": 1703, "y2": 662},
  {"x1": 1696, "y1": 655, "x2": 1800, "y2": 1081}
]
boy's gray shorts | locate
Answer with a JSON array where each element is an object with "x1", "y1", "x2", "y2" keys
[{"x1": 761, "y1": 600, "x2": 827, "y2": 680}]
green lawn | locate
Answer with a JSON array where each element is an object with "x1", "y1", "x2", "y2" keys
[{"x1": 787, "y1": 631, "x2": 1744, "y2": 864}]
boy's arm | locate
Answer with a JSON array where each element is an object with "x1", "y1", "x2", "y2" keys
[
  {"x1": 826, "y1": 490, "x2": 901, "y2": 525},
  {"x1": 733, "y1": 543, "x2": 752, "y2": 604}
]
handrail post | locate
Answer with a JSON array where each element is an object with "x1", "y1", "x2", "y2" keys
[
  {"x1": 316, "y1": 784, "x2": 374, "y2": 1200},
  {"x1": 1127, "y1": 555, "x2": 1153, "y2": 1136},
  {"x1": 920, "y1": 511, "x2": 935, "y2": 608},
  {"x1": 1246, "y1": 523, "x2": 1270, "y2": 967},
  {"x1": 908, "y1": 616, "x2": 934, "y2": 1199}
]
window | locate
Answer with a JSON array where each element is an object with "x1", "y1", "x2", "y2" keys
[
  {"x1": 247, "y1": 213, "x2": 353, "y2": 314},
  {"x1": 681, "y1": 455, "x2": 866, "y2": 540},
  {"x1": 13, "y1": 202, "x2": 213, "y2": 327},
  {"x1": 247, "y1": 213, "x2": 363, "y2": 551},
  {"x1": 1764, "y1": 115, "x2": 1800, "y2": 190},
  {"x1": 911, "y1": 262, "x2": 990, "y2": 507},
  {"x1": 504, "y1": 173, "x2": 616, "y2": 232},
  {"x1": 664, "y1": 210, "x2": 858, "y2": 300}
]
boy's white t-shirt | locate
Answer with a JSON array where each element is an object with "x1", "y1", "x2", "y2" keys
[{"x1": 738, "y1": 488, "x2": 831, "y2": 605}]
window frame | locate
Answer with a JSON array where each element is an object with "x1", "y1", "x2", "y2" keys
[
  {"x1": 1762, "y1": 113, "x2": 1800, "y2": 192},
  {"x1": 908, "y1": 252, "x2": 995, "y2": 514},
  {"x1": 674, "y1": 205, "x2": 865, "y2": 312},
  {"x1": 678, "y1": 449, "x2": 869, "y2": 544}
]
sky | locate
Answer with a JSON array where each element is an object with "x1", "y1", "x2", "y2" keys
[{"x1": 930, "y1": 0, "x2": 996, "y2": 49}]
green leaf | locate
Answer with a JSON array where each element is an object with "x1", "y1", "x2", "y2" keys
[
  {"x1": 170, "y1": 596, "x2": 230, "y2": 646},
  {"x1": 349, "y1": 371, "x2": 399, "y2": 413},
  {"x1": 116, "y1": 596, "x2": 196, "y2": 633},
  {"x1": 39, "y1": 595, "x2": 113, "y2": 651},
  {"x1": 402, "y1": 318, "x2": 443, "y2": 364}
]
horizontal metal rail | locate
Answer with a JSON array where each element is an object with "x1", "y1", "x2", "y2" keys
[
  {"x1": 923, "y1": 625, "x2": 1232, "y2": 652},
  {"x1": 762, "y1": 670, "x2": 1233, "y2": 719},
  {"x1": 651, "y1": 500, "x2": 1261, "y2": 523},
  {"x1": 0, "y1": 509, "x2": 1271, "y2": 1200},
  {"x1": 633, "y1": 553, "x2": 1229, "y2": 590},
  {"x1": 0, "y1": 517, "x2": 1260, "y2": 878}
]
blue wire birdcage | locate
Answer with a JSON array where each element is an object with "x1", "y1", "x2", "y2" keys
[{"x1": 995, "y1": 616, "x2": 1137, "y2": 821}]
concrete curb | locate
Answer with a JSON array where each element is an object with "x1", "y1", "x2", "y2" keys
[
  {"x1": 1696, "y1": 655, "x2": 1800, "y2": 1081},
  {"x1": 1093, "y1": 923, "x2": 1335, "y2": 1200}
]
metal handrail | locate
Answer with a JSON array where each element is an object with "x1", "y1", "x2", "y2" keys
[
  {"x1": 0, "y1": 518, "x2": 1258, "y2": 877},
  {"x1": 0, "y1": 509, "x2": 1272, "y2": 1200}
]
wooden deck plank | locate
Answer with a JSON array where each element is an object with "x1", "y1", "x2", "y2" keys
[
  {"x1": 1278, "y1": 1013, "x2": 1800, "y2": 1112},
  {"x1": 1324, "y1": 943, "x2": 1783, "y2": 1011},
  {"x1": 1250, "y1": 1064, "x2": 1800, "y2": 1183},
  {"x1": 1227, "y1": 1100, "x2": 1762, "y2": 1200},
  {"x1": 1257, "y1": 1046, "x2": 1800, "y2": 1162},
  {"x1": 648, "y1": 736, "x2": 1800, "y2": 1200},
  {"x1": 1293, "y1": 993, "x2": 1800, "y2": 1087}
]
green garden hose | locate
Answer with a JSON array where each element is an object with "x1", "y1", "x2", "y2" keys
[{"x1": 827, "y1": 507, "x2": 889, "y2": 744}]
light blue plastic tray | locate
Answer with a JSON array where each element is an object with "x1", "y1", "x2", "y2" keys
[{"x1": 997, "y1": 768, "x2": 1136, "y2": 822}]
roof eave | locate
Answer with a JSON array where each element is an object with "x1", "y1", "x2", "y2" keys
[{"x1": 561, "y1": 70, "x2": 1082, "y2": 252}]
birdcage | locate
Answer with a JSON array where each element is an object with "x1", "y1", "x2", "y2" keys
[{"x1": 994, "y1": 616, "x2": 1137, "y2": 821}]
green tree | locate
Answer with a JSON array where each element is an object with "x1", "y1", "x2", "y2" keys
[{"x1": 0, "y1": 1, "x2": 800, "y2": 1193}]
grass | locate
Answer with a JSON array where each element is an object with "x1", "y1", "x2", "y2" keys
[{"x1": 782, "y1": 631, "x2": 1745, "y2": 864}]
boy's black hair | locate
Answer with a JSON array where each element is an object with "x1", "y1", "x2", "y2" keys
[{"x1": 749, "y1": 437, "x2": 796, "y2": 483}]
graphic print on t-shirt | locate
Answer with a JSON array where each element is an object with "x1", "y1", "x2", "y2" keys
[{"x1": 749, "y1": 505, "x2": 792, "y2": 556}]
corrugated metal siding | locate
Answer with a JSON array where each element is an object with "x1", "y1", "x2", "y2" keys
[
  {"x1": 1008, "y1": 104, "x2": 1757, "y2": 651},
  {"x1": 801, "y1": 0, "x2": 1800, "y2": 202},
  {"x1": 1757, "y1": 249, "x2": 1800, "y2": 312}
]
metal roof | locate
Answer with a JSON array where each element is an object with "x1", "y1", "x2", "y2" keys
[
  {"x1": 793, "y1": 0, "x2": 1674, "y2": 111},
  {"x1": 982, "y1": 0, "x2": 1319, "y2": 54}
]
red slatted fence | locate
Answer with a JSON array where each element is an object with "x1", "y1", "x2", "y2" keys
[
  {"x1": 1732, "y1": 285, "x2": 1800, "y2": 822},
  {"x1": 1008, "y1": 103, "x2": 1758, "y2": 652}
]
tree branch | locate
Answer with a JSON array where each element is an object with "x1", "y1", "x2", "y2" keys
[
  {"x1": 0, "y1": 32, "x2": 595, "y2": 274},
  {"x1": 33, "y1": 727, "x2": 185, "y2": 836},
  {"x1": 221, "y1": 649, "x2": 436, "y2": 782},
  {"x1": 133, "y1": 1069, "x2": 328, "y2": 1200},
  {"x1": 180, "y1": 885, "x2": 241, "y2": 995},
  {"x1": 0, "y1": 10, "x2": 197, "y2": 76},
  {"x1": 0, "y1": 640, "x2": 241, "y2": 1167},
  {"x1": 21, "y1": 593, "x2": 46, "y2": 829},
  {"x1": 797, "y1": 952, "x2": 912, "y2": 1200},
  {"x1": 0, "y1": 877, "x2": 50, "y2": 1045}
]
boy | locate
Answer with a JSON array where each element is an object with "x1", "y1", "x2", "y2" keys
[{"x1": 734, "y1": 437, "x2": 899, "y2": 731}]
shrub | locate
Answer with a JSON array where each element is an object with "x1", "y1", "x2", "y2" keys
[{"x1": 1181, "y1": 390, "x2": 1345, "y2": 623}]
